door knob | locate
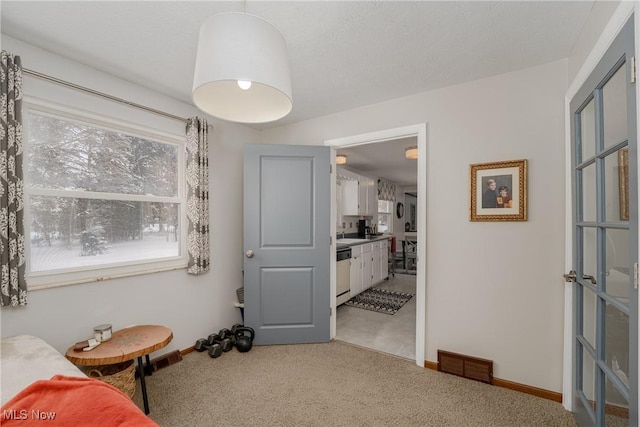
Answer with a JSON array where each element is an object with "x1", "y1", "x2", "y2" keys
[
  {"x1": 246, "y1": 250, "x2": 254, "y2": 258},
  {"x1": 563, "y1": 270, "x2": 577, "y2": 282},
  {"x1": 562, "y1": 270, "x2": 597, "y2": 284}
]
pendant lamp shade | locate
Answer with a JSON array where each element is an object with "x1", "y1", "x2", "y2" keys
[{"x1": 192, "y1": 12, "x2": 293, "y2": 123}]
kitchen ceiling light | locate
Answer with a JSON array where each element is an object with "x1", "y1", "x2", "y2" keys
[
  {"x1": 405, "y1": 147, "x2": 418, "y2": 160},
  {"x1": 192, "y1": 12, "x2": 293, "y2": 123},
  {"x1": 336, "y1": 155, "x2": 347, "y2": 165}
]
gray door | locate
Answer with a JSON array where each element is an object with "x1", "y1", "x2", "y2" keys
[
  {"x1": 243, "y1": 144, "x2": 331, "y2": 345},
  {"x1": 569, "y1": 17, "x2": 637, "y2": 426}
]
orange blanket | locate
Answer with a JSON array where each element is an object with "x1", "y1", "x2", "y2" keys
[{"x1": 1, "y1": 375, "x2": 158, "y2": 426}]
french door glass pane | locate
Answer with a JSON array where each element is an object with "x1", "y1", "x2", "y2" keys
[
  {"x1": 584, "y1": 287, "x2": 598, "y2": 349},
  {"x1": 602, "y1": 65, "x2": 628, "y2": 151},
  {"x1": 605, "y1": 374, "x2": 629, "y2": 426},
  {"x1": 583, "y1": 349, "x2": 597, "y2": 413},
  {"x1": 605, "y1": 302, "x2": 630, "y2": 383},
  {"x1": 581, "y1": 98, "x2": 596, "y2": 161},
  {"x1": 604, "y1": 377, "x2": 629, "y2": 427},
  {"x1": 583, "y1": 227, "x2": 598, "y2": 280},
  {"x1": 605, "y1": 228, "x2": 630, "y2": 301},
  {"x1": 604, "y1": 149, "x2": 629, "y2": 221},
  {"x1": 583, "y1": 162, "x2": 597, "y2": 222}
]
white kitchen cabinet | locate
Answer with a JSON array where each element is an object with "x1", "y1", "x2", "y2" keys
[
  {"x1": 344, "y1": 238, "x2": 391, "y2": 297},
  {"x1": 379, "y1": 239, "x2": 389, "y2": 280},
  {"x1": 361, "y1": 242, "x2": 374, "y2": 290},
  {"x1": 338, "y1": 167, "x2": 377, "y2": 217},
  {"x1": 371, "y1": 239, "x2": 389, "y2": 283},
  {"x1": 371, "y1": 241, "x2": 382, "y2": 284},
  {"x1": 349, "y1": 245, "x2": 363, "y2": 297},
  {"x1": 357, "y1": 175, "x2": 377, "y2": 216},
  {"x1": 338, "y1": 169, "x2": 359, "y2": 216}
]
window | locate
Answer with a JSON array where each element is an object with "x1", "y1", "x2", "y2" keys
[
  {"x1": 25, "y1": 102, "x2": 185, "y2": 287},
  {"x1": 377, "y1": 200, "x2": 393, "y2": 233}
]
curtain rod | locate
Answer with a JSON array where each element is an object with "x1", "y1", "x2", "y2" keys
[{"x1": 23, "y1": 68, "x2": 189, "y2": 124}]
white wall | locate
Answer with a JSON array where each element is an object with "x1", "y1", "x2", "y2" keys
[
  {"x1": 261, "y1": 59, "x2": 568, "y2": 392},
  {"x1": 0, "y1": 35, "x2": 260, "y2": 356}
]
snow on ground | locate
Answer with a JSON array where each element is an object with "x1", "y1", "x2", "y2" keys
[{"x1": 30, "y1": 234, "x2": 179, "y2": 272}]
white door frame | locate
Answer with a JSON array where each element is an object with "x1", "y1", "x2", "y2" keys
[
  {"x1": 562, "y1": 1, "x2": 638, "y2": 412},
  {"x1": 325, "y1": 123, "x2": 427, "y2": 367}
]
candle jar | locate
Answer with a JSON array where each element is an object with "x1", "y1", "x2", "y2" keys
[{"x1": 93, "y1": 324, "x2": 112, "y2": 342}]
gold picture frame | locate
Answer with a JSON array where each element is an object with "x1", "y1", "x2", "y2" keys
[
  {"x1": 470, "y1": 159, "x2": 527, "y2": 222},
  {"x1": 618, "y1": 147, "x2": 629, "y2": 221}
]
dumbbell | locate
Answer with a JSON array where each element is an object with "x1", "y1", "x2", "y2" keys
[
  {"x1": 218, "y1": 328, "x2": 236, "y2": 348},
  {"x1": 207, "y1": 333, "x2": 233, "y2": 352},
  {"x1": 194, "y1": 338, "x2": 223, "y2": 358}
]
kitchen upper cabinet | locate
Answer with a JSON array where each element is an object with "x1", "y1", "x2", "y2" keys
[
  {"x1": 337, "y1": 167, "x2": 377, "y2": 216},
  {"x1": 338, "y1": 169, "x2": 359, "y2": 216},
  {"x1": 358, "y1": 175, "x2": 377, "y2": 216}
]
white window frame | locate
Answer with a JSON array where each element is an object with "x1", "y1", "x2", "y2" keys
[
  {"x1": 377, "y1": 199, "x2": 393, "y2": 233},
  {"x1": 24, "y1": 98, "x2": 188, "y2": 289}
]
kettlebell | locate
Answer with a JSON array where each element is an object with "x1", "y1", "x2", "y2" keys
[{"x1": 234, "y1": 326, "x2": 255, "y2": 353}]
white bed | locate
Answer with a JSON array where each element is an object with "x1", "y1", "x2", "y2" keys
[{"x1": 0, "y1": 335, "x2": 86, "y2": 405}]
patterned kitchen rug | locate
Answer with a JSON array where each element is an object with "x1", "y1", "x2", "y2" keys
[{"x1": 344, "y1": 287, "x2": 415, "y2": 315}]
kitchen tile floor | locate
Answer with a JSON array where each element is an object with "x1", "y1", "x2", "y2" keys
[{"x1": 335, "y1": 273, "x2": 416, "y2": 361}]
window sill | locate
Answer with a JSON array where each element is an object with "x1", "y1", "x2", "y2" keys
[{"x1": 27, "y1": 263, "x2": 188, "y2": 291}]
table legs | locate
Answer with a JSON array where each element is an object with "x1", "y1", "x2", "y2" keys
[{"x1": 137, "y1": 355, "x2": 152, "y2": 415}]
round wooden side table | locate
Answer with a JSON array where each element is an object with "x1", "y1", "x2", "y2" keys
[{"x1": 66, "y1": 324, "x2": 173, "y2": 414}]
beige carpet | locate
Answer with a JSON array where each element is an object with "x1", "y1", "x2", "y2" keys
[{"x1": 133, "y1": 340, "x2": 576, "y2": 427}]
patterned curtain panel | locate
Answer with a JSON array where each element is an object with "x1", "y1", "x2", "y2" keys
[
  {"x1": 377, "y1": 178, "x2": 396, "y2": 202},
  {"x1": 0, "y1": 51, "x2": 26, "y2": 306},
  {"x1": 185, "y1": 117, "x2": 210, "y2": 275}
]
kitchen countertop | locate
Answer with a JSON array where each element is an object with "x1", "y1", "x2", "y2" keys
[{"x1": 336, "y1": 235, "x2": 391, "y2": 249}]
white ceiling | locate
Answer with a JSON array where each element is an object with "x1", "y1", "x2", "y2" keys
[
  {"x1": 1, "y1": 1, "x2": 595, "y2": 186},
  {"x1": 337, "y1": 137, "x2": 418, "y2": 187}
]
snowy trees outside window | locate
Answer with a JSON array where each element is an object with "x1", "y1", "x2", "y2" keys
[{"x1": 25, "y1": 107, "x2": 184, "y2": 279}]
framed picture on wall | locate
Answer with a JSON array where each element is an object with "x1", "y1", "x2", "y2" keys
[{"x1": 470, "y1": 159, "x2": 527, "y2": 222}]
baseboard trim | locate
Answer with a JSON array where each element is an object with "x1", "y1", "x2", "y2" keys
[
  {"x1": 181, "y1": 346, "x2": 195, "y2": 356},
  {"x1": 424, "y1": 360, "x2": 562, "y2": 403},
  {"x1": 493, "y1": 378, "x2": 562, "y2": 403},
  {"x1": 424, "y1": 360, "x2": 438, "y2": 370}
]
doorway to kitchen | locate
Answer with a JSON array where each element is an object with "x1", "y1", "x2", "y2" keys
[{"x1": 325, "y1": 124, "x2": 427, "y2": 367}]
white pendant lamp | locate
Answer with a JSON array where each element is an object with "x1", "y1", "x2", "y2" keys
[
  {"x1": 405, "y1": 146, "x2": 418, "y2": 160},
  {"x1": 192, "y1": 12, "x2": 293, "y2": 123}
]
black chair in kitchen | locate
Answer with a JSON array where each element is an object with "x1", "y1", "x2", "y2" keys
[{"x1": 402, "y1": 239, "x2": 417, "y2": 274}]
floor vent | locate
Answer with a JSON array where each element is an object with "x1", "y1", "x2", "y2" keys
[
  {"x1": 437, "y1": 350, "x2": 493, "y2": 384},
  {"x1": 150, "y1": 350, "x2": 183, "y2": 372}
]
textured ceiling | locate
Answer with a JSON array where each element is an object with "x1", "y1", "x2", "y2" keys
[
  {"x1": 1, "y1": 1, "x2": 594, "y2": 132},
  {"x1": 1, "y1": 1, "x2": 594, "y2": 186}
]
